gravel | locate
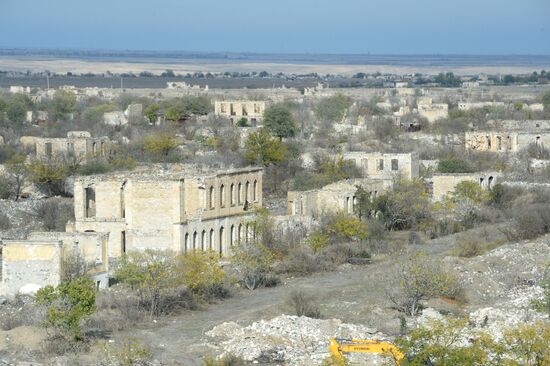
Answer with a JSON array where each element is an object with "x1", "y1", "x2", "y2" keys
[{"x1": 205, "y1": 315, "x2": 391, "y2": 365}]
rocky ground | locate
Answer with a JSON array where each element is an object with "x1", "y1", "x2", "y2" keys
[
  {"x1": 200, "y1": 237, "x2": 549, "y2": 366},
  {"x1": 0, "y1": 198, "x2": 43, "y2": 240}
]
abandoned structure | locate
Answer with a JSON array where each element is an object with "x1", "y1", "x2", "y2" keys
[
  {"x1": 0, "y1": 231, "x2": 109, "y2": 297},
  {"x1": 214, "y1": 101, "x2": 266, "y2": 124},
  {"x1": 465, "y1": 131, "x2": 550, "y2": 152},
  {"x1": 342, "y1": 152, "x2": 419, "y2": 180},
  {"x1": 21, "y1": 131, "x2": 111, "y2": 162},
  {"x1": 417, "y1": 98, "x2": 449, "y2": 122},
  {"x1": 287, "y1": 178, "x2": 388, "y2": 218},
  {"x1": 103, "y1": 104, "x2": 143, "y2": 126},
  {"x1": 71, "y1": 165, "x2": 263, "y2": 258},
  {"x1": 432, "y1": 172, "x2": 500, "y2": 201}
]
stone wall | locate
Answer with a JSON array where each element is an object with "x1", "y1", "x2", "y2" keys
[
  {"x1": 287, "y1": 178, "x2": 388, "y2": 218},
  {"x1": 23, "y1": 131, "x2": 111, "y2": 162},
  {"x1": 0, "y1": 240, "x2": 62, "y2": 297},
  {"x1": 73, "y1": 166, "x2": 263, "y2": 258},
  {"x1": 465, "y1": 131, "x2": 550, "y2": 152},
  {"x1": 342, "y1": 152, "x2": 419, "y2": 180},
  {"x1": 432, "y1": 172, "x2": 500, "y2": 201},
  {"x1": 214, "y1": 101, "x2": 266, "y2": 124}
]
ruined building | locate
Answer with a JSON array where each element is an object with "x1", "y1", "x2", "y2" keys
[
  {"x1": 342, "y1": 152, "x2": 419, "y2": 180},
  {"x1": 214, "y1": 101, "x2": 266, "y2": 124},
  {"x1": 287, "y1": 178, "x2": 388, "y2": 218},
  {"x1": 417, "y1": 98, "x2": 449, "y2": 123},
  {"x1": 71, "y1": 165, "x2": 263, "y2": 258},
  {"x1": 20, "y1": 131, "x2": 111, "y2": 162},
  {"x1": 0, "y1": 231, "x2": 109, "y2": 297},
  {"x1": 432, "y1": 172, "x2": 500, "y2": 201}
]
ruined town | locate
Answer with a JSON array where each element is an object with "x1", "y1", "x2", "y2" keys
[{"x1": 0, "y1": 1, "x2": 550, "y2": 366}]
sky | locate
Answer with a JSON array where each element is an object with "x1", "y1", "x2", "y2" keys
[{"x1": 0, "y1": 0, "x2": 549, "y2": 54}]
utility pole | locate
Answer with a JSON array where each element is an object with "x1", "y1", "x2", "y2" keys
[{"x1": 46, "y1": 74, "x2": 50, "y2": 90}]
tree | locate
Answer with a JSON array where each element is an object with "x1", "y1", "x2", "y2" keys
[
  {"x1": 178, "y1": 250, "x2": 226, "y2": 298},
  {"x1": 144, "y1": 103, "x2": 160, "y2": 123},
  {"x1": 35, "y1": 277, "x2": 96, "y2": 341},
  {"x1": 450, "y1": 181, "x2": 490, "y2": 205},
  {"x1": 387, "y1": 252, "x2": 463, "y2": 316},
  {"x1": 231, "y1": 240, "x2": 274, "y2": 290},
  {"x1": 52, "y1": 90, "x2": 77, "y2": 119},
  {"x1": 5, "y1": 99, "x2": 26, "y2": 124},
  {"x1": 437, "y1": 157, "x2": 473, "y2": 173},
  {"x1": 5, "y1": 154, "x2": 28, "y2": 201},
  {"x1": 244, "y1": 128, "x2": 286, "y2": 166},
  {"x1": 142, "y1": 133, "x2": 179, "y2": 156},
  {"x1": 314, "y1": 94, "x2": 353, "y2": 122},
  {"x1": 28, "y1": 158, "x2": 74, "y2": 196},
  {"x1": 263, "y1": 104, "x2": 297, "y2": 140},
  {"x1": 398, "y1": 317, "x2": 550, "y2": 366},
  {"x1": 373, "y1": 179, "x2": 432, "y2": 230},
  {"x1": 115, "y1": 250, "x2": 181, "y2": 317}
]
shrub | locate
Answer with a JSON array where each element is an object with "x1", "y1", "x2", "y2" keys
[
  {"x1": 231, "y1": 241, "x2": 274, "y2": 290},
  {"x1": 306, "y1": 232, "x2": 330, "y2": 253},
  {"x1": 437, "y1": 157, "x2": 473, "y2": 173},
  {"x1": 387, "y1": 252, "x2": 464, "y2": 316},
  {"x1": 102, "y1": 338, "x2": 152, "y2": 366},
  {"x1": 277, "y1": 245, "x2": 331, "y2": 275},
  {"x1": 77, "y1": 159, "x2": 112, "y2": 175},
  {"x1": 179, "y1": 250, "x2": 228, "y2": 299},
  {"x1": 142, "y1": 132, "x2": 179, "y2": 156},
  {"x1": 28, "y1": 158, "x2": 73, "y2": 196},
  {"x1": 286, "y1": 289, "x2": 322, "y2": 318},
  {"x1": 510, "y1": 204, "x2": 550, "y2": 240},
  {"x1": 33, "y1": 199, "x2": 75, "y2": 231},
  {"x1": 35, "y1": 277, "x2": 96, "y2": 341},
  {"x1": 325, "y1": 213, "x2": 368, "y2": 241}
]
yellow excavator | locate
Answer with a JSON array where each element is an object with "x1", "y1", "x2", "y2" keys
[{"x1": 328, "y1": 337, "x2": 408, "y2": 365}]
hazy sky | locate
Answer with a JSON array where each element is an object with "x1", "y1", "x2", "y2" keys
[{"x1": 0, "y1": 0, "x2": 549, "y2": 54}]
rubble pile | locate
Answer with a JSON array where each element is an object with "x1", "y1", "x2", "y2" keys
[
  {"x1": 448, "y1": 239, "x2": 550, "y2": 302},
  {"x1": 205, "y1": 315, "x2": 390, "y2": 365}
]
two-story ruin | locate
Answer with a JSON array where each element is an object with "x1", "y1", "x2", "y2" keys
[
  {"x1": 342, "y1": 152, "x2": 419, "y2": 180},
  {"x1": 71, "y1": 165, "x2": 263, "y2": 258},
  {"x1": 21, "y1": 131, "x2": 111, "y2": 162},
  {"x1": 214, "y1": 101, "x2": 266, "y2": 124}
]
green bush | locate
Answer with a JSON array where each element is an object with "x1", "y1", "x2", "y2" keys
[
  {"x1": 306, "y1": 232, "x2": 330, "y2": 253},
  {"x1": 0, "y1": 174, "x2": 12, "y2": 199},
  {"x1": 437, "y1": 157, "x2": 473, "y2": 173},
  {"x1": 35, "y1": 277, "x2": 96, "y2": 341}
]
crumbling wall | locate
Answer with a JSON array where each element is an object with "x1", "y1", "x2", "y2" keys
[
  {"x1": 0, "y1": 240, "x2": 62, "y2": 297},
  {"x1": 432, "y1": 172, "x2": 500, "y2": 201},
  {"x1": 343, "y1": 152, "x2": 419, "y2": 180}
]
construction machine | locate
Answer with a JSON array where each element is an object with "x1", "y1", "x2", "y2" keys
[{"x1": 328, "y1": 337, "x2": 406, "y2": 365}]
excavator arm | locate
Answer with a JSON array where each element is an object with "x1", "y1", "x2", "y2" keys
[{"x1": 329, "y1": 337, "x2": 406, "y2": 366}]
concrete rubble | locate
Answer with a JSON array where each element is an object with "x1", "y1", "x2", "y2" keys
[{"x1": 205, "y1": 315, "x2": 391, "y2": 365}]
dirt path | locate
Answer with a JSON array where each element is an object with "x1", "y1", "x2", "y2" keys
[{"x1": 113, "y1": 226, "x2": 502, "y2": 365}]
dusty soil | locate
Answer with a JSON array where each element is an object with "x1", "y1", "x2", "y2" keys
[{"x1": 111, "y1": 225, "x2": 506, "y2": 365}]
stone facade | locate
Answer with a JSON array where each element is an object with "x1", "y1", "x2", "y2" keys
[
  {"x1": 287, "y1": 178, "x2": 388, "y2": 218},
  {"x1": 465, "y1": 131, "x2": 550, "y2": 152},
  {"x1": 22, "y1": 131, "x2": 110, "y2": 162},
  {"x1": 342, "y1": 152, "x2": 419, "y2": 180},
  {"x1": 0, "y1": 231, "x2": 109, "y2": 297},
  {"x1": 214, "y1": 101, "x2": 266, "y2": 124},
  {"x1": 432, "y1": 172, "x2": 500, "y2": 201},
  {"x1": 458, "y1": 102, "x2": 505, "y2": 111},
  {"x1": 72, "y1": 165, "x2": 263, "y2": 258},
  {"x1": 417, "y1": 98, "x2": 448, "y2": 122}
]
